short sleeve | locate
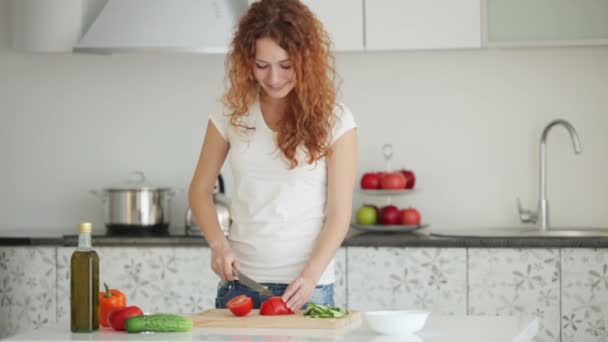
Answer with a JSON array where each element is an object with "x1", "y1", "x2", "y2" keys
[
  {"x1": 330, "y1": 103, "x2": 357, "y2": 145},
  {"x1": 208, "y1": 104, "x2": 229, "y2": 142}
]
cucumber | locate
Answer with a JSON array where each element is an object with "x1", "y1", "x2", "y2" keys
[
  {"x1": 125, "y1": 314, "x2": 193, "y2": 333},
  {"x1": 304, "y1": 303, "x2": 349, "y2": 318}
]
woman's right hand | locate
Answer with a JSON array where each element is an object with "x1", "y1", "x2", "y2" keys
[{"x1": 210, "y1": 240, "x2": 240, "y2": 281}]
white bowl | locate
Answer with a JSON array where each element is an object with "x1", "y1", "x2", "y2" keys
[
  {"x1": 364, "y1": 310, "x2": 430, "y2": 335},
  {"x1": 372, "y1": 335, "x2": 423, "y2": 342}
]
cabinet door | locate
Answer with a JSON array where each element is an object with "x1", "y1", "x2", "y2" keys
[
  {"x1": 562, "y1": 249, "x2": 608, "y2": 342},
  {"x1": 468, "y1": 248, "x2": 560, "y2": 342},
  {"x1": 302, "y1": 0, "x2": 364, "y2": 51},
  {"x1": 485, "y1": 0, "x2": 608, "y2": 46},
  {"x1": 365, "y1": 0, "x2": 481, "y2": 50},
  {"x1": 347, "y1": 247, "x2": 467, "y2": 313},
  {"x1": 57, "y1": 247, "x2": 219, "y2": 322},
  {"x1": 0, "y1": 247, "x2": 56, "y2": 339}
]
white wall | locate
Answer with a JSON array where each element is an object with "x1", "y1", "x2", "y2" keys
[
  {"x1": 343, "y1": 48, "x2": 608, "y2": 231},
  {"x1": 0, "y1": 5, "x2": 607, "y2": 236},
  {"x1": 0, "y1": 0, "x2": 9, "y2": 49},
  {"x1": 0, "y1": 50, "x2": 228, "y2": 236}
]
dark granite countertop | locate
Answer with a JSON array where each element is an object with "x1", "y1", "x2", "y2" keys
[
  {"x1": 344, "y1": 230, "x2": 608, "y2": 248},
  {"x1": 3, "y1": 227, "x2": 608, "y2": 248}
]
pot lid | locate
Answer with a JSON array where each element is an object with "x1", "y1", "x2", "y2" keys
[{"x1": 105, "y1": 171, "x2": 172, "y2": 191}]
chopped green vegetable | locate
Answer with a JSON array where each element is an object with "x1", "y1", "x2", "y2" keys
[{"x1": 303, "y1": 303, "x2": 349, "y2": 319}]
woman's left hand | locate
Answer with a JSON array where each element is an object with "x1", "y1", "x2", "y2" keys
[{"x1": 282, "y1": 275, "x2": 317, "y2": 312}]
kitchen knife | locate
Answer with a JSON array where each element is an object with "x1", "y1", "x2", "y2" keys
[{"x1": 232, "y1": 267, "x2": 273, "y2": 297}]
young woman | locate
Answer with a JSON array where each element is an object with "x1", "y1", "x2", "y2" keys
[{"x1": 188, "y1": 0, "x2": 357, "y2": 312}]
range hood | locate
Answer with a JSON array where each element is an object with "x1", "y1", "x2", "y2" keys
[{"x1": 74, "y1": 0, "x2": 249, "y2": 54}]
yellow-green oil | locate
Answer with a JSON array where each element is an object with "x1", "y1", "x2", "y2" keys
[{"x1": 70, "y1": 249, "x2": 99, "y2": 332}]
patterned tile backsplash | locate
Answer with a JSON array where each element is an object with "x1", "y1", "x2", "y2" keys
[
  {"x1": 55, "y1": 247, "x2": 348, "y2": 322},
  {"x1": 0, "y1": 247, "x2": 56, "y2": 338},
  {"x1": 56, "y1": 247, "x2": 219, "y2": 321},
  {"x1": 469, "y1": 249, "x2": 560, "y2": 342},
  {"x1": 0, "y1": 246, "x2": 346, "y2": 339},
  {"x1": 561, "y1": 249, "x2": 608, "y2": 342},
  {"x1": 347, "y1": 247, "x2": 467, "y2": 314},
  {"x1": 2, "y1": 246, "x2": 608, "y2": 342}
]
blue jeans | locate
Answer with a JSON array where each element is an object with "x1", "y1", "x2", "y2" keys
[{"x1": 215, "y1": 280, "x2": 335, "y2": 310}]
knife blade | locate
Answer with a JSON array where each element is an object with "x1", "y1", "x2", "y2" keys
[{"x1": 232, "y1": 267, "x2": 273, "y2": 297}]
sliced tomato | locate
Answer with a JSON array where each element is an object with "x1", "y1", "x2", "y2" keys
[
  {"x1": 227, "y1": 295, "x2": 253, "y2": 317},
  {"x1": 260, "y1": 296, "x2": 294, "y2": 316}
]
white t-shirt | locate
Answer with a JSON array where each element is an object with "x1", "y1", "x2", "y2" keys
[{"x1": 209, "y1": 99, "x2": 356, "y2": 285}]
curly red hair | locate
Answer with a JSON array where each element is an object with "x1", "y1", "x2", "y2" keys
[{"x1": 222, "y1": 0, "x2": 338, "y2": 168}]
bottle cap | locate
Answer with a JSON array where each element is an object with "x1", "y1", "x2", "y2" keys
[{"x1": 79, "y1": 222, "x2": 93, "y2": 233}]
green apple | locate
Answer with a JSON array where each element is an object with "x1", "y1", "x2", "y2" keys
[{"x1": 356, "y1": 206, "x2": 377, "y2": 225}]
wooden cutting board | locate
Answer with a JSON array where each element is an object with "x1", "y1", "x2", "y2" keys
[{"x1": 191, "y1": 309, "x2": 362, "y2": 330}]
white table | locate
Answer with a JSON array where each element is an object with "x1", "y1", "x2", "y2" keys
[{"x1": 3, "y1": 315, "x2": 539, "y2": 342}]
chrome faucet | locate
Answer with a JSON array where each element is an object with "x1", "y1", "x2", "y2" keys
[{"x1": 518, "y1": 119, "x2": 582, "y2": 231}]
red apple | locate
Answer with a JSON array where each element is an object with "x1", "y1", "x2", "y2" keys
[
  {"x1": 400, "y1": 169, "x2": 416, "y2": 189},
  {"x1": 401, "y1": 208, "x2": 421, "y2": 225},
  {"x1": 381, "y1": 172, "x2": 407, "y2": 190},
  {"x1": 380, "y1": 205, "x2": 401, "y2": 225},
  {"x1": 361, "y1": 172, "x2": 381, "y2": 189}
]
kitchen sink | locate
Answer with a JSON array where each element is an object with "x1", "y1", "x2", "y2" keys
[{"x1": 431, "y1": 227, "x2": 608, "y2": 238}]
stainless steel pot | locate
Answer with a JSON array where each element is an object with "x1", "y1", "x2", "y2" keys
[
  {"x1": 185, "y1": 174, "x2": 230, "y2": 236},
  {"x1": 91, "y1": 171, "x2": 175, "y2": 236}
]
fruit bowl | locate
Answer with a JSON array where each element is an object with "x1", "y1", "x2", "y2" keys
[
  {"x1": 351, "y1": 223, "x2": 428, "y2": 233},
  {"x1": 364, "y1": 310, "x2": 430, "y2": 335}
]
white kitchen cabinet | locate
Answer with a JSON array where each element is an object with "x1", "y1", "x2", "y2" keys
[
  {"x1": 247, "y1": 0, "x2": 364, "y2": 52},
  {"x1": 347, "y1": 247, "x2": 467, "y2": 313},
  {"x1": 0, "y1": 247, "x2": 56, "y2": 339},
  {"x1": 561, "y1": 249, "x2": 608, "y2": 342},
  {"x1": 365, "y1": 0, "x2": 482, "y2": 51},
  {"x1": 301, "y1": 0, "x2": 364, "y2": 52},
  {"x1": 56, "y1": 247, "x2": 219, "y2": 323},
  {"x1": 468, "y1": 248, "x2": 560, "y2": 342},
  {"x1": 485, "y1": 0, "x2": 608, "y2": 47}
]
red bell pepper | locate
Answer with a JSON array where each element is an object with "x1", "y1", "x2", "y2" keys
[{"x1": 99, "y1": 282, "x2": 126, "y2": 327}]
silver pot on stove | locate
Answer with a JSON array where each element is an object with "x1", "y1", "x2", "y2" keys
[{"x1": 91, "y1": 171, "x2": 175, "y2": 236}]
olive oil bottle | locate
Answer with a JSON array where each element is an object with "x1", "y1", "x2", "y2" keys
[{"x1": 70, "y1": 222, "x2": 99, "y2": 332}]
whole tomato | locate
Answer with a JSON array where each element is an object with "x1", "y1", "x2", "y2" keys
[
  {"x1": 227, "y1": 295, "x2": 253, "y2": 317},
  {"x1": 260, "y1": 297, "x2": 294, "y2": 316},
  {"x1": 401, "y1": 208, "x2": 421, "y2": 225},
  {"x1": 108, "y1": 305, "x2": 143, "y2": 331}
]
